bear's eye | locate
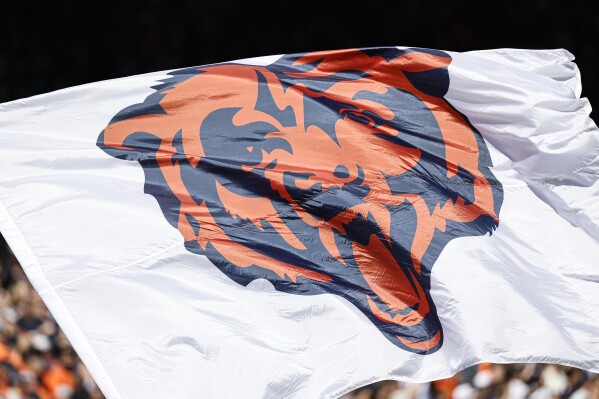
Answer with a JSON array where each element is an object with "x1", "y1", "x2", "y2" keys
[{"x1": 341, "y1": 108, "x2": 376, "y2": 127}]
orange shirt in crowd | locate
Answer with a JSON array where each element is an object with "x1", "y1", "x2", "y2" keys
[
  {"x1": 432, "y1": 374, "x2": 459, "y2": 399},
  {"x1": 42, "y1": 363, "x2": 76, "y2": 398}
]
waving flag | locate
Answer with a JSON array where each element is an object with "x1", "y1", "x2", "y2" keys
[{"x1": 0, "y1": 47, "x2": 597, "y2": 399}]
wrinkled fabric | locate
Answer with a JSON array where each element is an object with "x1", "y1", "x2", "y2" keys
[{"x1": 0, "y1": 47, "x2": 597, "y2": 399}]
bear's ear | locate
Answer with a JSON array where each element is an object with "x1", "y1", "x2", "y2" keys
[{"x1": 404, "y1": 67, "x2": 450, "y2": 98}]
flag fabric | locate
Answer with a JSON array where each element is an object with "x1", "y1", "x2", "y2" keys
[{"x1": 0, "y1": 47, "x2": 597, "y2": 399}]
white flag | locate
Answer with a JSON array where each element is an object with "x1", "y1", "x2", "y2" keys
[{"x1": 0, "y1": 47, "x2": 597, "y2": 399}]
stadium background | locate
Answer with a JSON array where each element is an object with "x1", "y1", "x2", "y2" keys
[{"x1": 1, "y1": 1, "x2": 598, "y2": 398}]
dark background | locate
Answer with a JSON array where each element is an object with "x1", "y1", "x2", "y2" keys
[{"x1": 0, "y1": 0, "x2": 597, "y2": 119}]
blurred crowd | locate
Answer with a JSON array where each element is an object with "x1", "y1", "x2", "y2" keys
[
  {"x1": 341, "y1": 364, "x2": 599, "y2": 399},
  {"x1": 0, "y1": 237, "x2": 104, "y2": 399},
  {"x1": 1, "y1": 236, "x2": 597, "y2": 399}
]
